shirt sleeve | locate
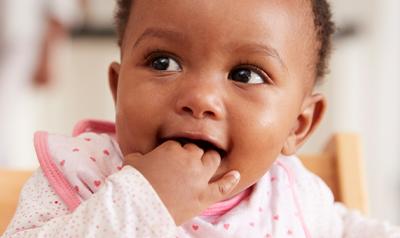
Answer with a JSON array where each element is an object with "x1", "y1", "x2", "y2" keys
[
  {"x1": 335, "y1": 203, "x2": 400, "y2": 238},
  {"x1": 2, "y1": 166, "x2": 177, "y2": 238}
]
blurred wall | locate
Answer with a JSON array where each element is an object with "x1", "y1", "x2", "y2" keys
[
  {"x1": 302, "y1": 0, "x2": 400, "y2": 224},
  {"x1": 6, "y1": 37, "x2": 117, "y2": 168}
]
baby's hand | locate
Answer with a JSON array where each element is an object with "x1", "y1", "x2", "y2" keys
[{"x1": 123, "y1": 140, "x2": 240, "y2": 225}]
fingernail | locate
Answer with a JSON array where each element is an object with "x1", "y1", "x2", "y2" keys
[{"x1": 231, "y1": 171, "x2": 240, "y2": 182}]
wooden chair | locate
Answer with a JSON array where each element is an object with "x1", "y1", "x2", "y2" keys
[
  {"x1": 0, "y1": 169, "x2": 33, "y2": 234},
  {"x1": 299, "y1": 133, "x2": 369, "y2": 214},
  {"x1": 0, "y1": 133, "x2": 368, "y2": 234}
]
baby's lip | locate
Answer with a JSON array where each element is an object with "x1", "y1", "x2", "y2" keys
[{"x1": 158, "y1": 131, "x2": 228, "y2": 157}]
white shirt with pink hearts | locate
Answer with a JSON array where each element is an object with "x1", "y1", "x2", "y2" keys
[{"x1": 3, "y1": 120, "x2": 400, "y2": 238}]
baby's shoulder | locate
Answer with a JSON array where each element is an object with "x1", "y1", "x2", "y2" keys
[
  {"x1": 33, "y1": 119, "x2": 123, "y2": 210},
  {"x1": 273, "y1": 155, "x2": 342, "y2": 237},
  {"x1": 274, "y1": 155, "x2": 332, "y2": 200},
  {"x1": 34, "y1": 120, "x2": 123, "y2": 174}
]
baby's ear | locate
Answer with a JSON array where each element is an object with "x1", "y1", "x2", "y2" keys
[
  {"x1": 108, "y1": 62, "x2": 121, "y2": 104},
  {"x1": 281, "y1": 93, "x2": 326, "y2": 156}
]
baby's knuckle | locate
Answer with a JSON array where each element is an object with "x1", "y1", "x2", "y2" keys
[
  {"x1": 162, "y1": 140, "x2": 181, "y2": 150},
  {"x1": 183, "y1": 143, "x2": 196, "y2": 150},
  {"x1": 184, "y1": 143, "x2": 204, "y2": 155},
  {"x1": 207, "y1": 150, "x2": 219, "y2": 157},
  {"x1": 205, "y1": 151, "x2": 220, "y2": 166}
]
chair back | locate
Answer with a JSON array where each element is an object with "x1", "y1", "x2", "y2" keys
[
  {"x1": 300, "y1": 133, "x2": 368, "y2": 214},
  {"x1": 0, "y1": 169, "x2": 33, "y2": 234}
]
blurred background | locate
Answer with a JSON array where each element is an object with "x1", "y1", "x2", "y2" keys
[{"x1": 0, "y1": 0, "x2": 399, "y2": 225}]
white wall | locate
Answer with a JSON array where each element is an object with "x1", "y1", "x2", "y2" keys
[{"x1": 5, "y1": 37, "x2": 118, "y2": 168}]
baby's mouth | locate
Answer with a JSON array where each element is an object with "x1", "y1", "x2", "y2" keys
[{"x1": 158, "y1": 137, "x2": 227, "y2": 159}]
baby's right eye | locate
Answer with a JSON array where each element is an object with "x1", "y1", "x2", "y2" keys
[{"x1": 150, "y1": 56, "x2": 181, "y2": 72}]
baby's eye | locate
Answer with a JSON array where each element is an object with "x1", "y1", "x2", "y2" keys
[
  {"x1": 150, "y1": 56, "x2": 181, "y2": 72},
  {"x1": 229, "y1": 67, "x2": 265, "y2": 84}
]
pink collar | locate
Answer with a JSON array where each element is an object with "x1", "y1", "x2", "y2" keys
[{"x1": 200, "y1": 187, "x2": 252, "y2": 217}]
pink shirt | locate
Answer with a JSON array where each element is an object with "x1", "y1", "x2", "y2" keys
[{"x1": 3, "y1": 120, "x2": 399, "y2": 238}]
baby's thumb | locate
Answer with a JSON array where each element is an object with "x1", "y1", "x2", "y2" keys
[{"x1": 208, "y1": 171, "x2": 240, "y2": 201}]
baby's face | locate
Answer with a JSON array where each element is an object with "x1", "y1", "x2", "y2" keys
[{"x1": 109, "y1": 0, "x2": 325, "y2": 198}]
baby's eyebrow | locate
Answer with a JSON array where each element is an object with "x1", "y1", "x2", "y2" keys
[
  {"x1": 132, "y1": 27, "x2": 187, "y2": 49},
  {"x1": 231, "y1": 43, "x2": 288, "y2": 71}
]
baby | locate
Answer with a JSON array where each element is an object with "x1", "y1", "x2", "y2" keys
[{"x1": 3, "y1": 0, "x2": 400, "y2": 237}]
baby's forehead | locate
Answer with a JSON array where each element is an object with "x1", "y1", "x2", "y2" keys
[
  {"x1": 131, "y1": 0, "x2": 314, "y2": 30},
  {"x1": 129, "y1": 0, "x2": 316, "y2": 48}
]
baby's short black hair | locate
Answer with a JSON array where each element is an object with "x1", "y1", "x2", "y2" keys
[{"x1": 114, "y1": 0, "x2": 335, "y2": 82}]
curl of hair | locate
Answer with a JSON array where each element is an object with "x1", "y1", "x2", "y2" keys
[
  {"x1": 311, "y1": 0, "x2": 335, "y2": 81},
  {"x1": 115, "y1": 0, "x2": 132, "y2": 46}
]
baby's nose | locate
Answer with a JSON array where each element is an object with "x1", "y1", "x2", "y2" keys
[{"x1": 174, "y1": 80, "x2": 225, "y2": 120}]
